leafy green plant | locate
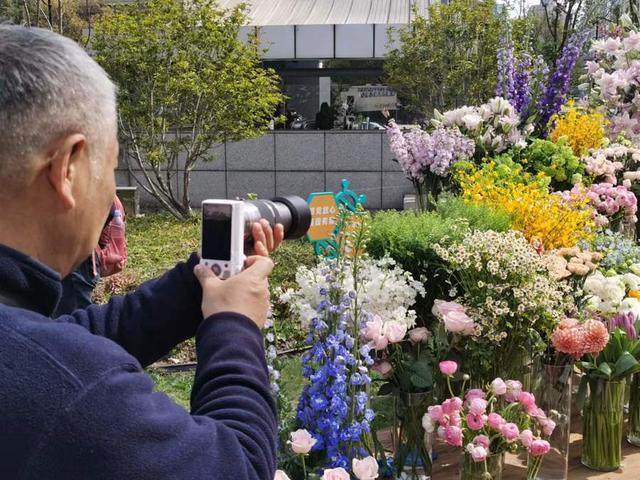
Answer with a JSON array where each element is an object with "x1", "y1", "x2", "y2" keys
[
  {"x1": 93, "y1": 0, "x2": 283, "y2": 219},
  {"x1": 520, "y1": 138, "x2": 585, "y2": 190}
]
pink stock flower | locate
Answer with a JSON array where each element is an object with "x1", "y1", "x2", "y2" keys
[
  {"x1": 408, "y1": 327, "x2": 431, "y2": 344},
  {"x1": 505, "y1": 380, "x2": 523, "y2": 402},
  {"x1": 466, "y1": 414, "x2": 485, "y2": 431},
  {"x1": 501, "y1": 423, "x2": 520, "y2": 443},
  {"x1": 487, "y1": 412, "x2": 505, "y2": 430},
  {"x1": 468, "y1": 398, "x2": 488, "y2": 416},
  {"x1": 383, "y1": 320, "x2": 407, "y2": 343},
  {"x1": 491, "y1": 378, "x2": 507, "y2": 395},
  {"x1": 444, "y1": 425, "x2": 463, "y2": 446},
  {"x1": 465, "y1": 389, "x2": 486, "y2": 402},
  {"x1": 520, "y1": 429, "x2": 534, "y2": 448},
  {"x1": 529, "y1": 439, "x2": 551, "y2": 457},
  {"x1": 289, "y1": 429, "x2": 317, "y2": 454},
  {"x1": 439, "y1": 361, "x2": 458, "y2": 376},
  {"x1": 473, "y1": 435, "x2": 490, "y2": 449}
]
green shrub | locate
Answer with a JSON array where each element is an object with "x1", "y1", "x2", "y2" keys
[{"x1": 368, "y1": 197, "x2": 512, "y2": 324}]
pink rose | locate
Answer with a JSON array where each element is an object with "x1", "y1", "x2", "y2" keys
[
  {"x1": 408, "y1": 327, "x2": 431, "y2": 344},
  {"x1": 289, "y1": 429, "x2": 317, "y2": 454},
  {"x1": 383, "y1": 320, "x2": 407, "y2": 343},
  {"x1": 443, "y1": 310, "x2": 476, "y2": 335},
  {"x1": 439, "y1": 360, "x2": 458, "y2": 376},
  {"x1": 468, "y1": 398, "x2": 488, "y2": 416},
  {"x1": 442, "y1": 397, "x2": 463, "y2": 415},
  {"x1": 465, "y1": 389, "x2": 486, "y2": 402},
  {"x1": 466, "y1": 414, "x2": 485, "y2": 431},
  {"x1": 321, "y1": 468, "x2": 350, "y2": 480},
  {"x1": 520, "y1": 429, "x2": 534, "y2": 448},
  {"x1": 363, "y1": 316, "x2": 388, "y2": 351},
  {"x1": 487, "y1": 412, "x2": 505, "y2": 430},
  {"x1": 469, "y1": 445, "x2": 488, "y2": 463},
  {"x1": 371, "y1": 360, "x2": 393, "y2": 378},
  {"x1": 491, "y1": 378, "x2": 507, "y2": 395},
  {"x1": 505, "y1": 380, "x2": 523, "y2": 402},
  {"x1": 444, "y1": 425, "x2": 463, "y2": 446},
  {"x1": 427, "y1": 405, "x2": 444, "y2": 422},
  {"x1": 501, "y1": 423, "x2": 520, "y2": 443},
  {"x1": 352, "y1": 456, "x2": 379, "y2": 480},
  {"x1": 473, "y1": 435, "x2": 490, "y2": 449},
  {"x1": 274, "y1": 470, "x2": 292, "y2": 480},
  {"x1": 529, "y1": 439, "x2": 551, "y2": 457}
]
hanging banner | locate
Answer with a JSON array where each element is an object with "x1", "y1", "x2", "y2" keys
[{"x1": 340, "y1": 85, "x2": 397, "y2": 112}]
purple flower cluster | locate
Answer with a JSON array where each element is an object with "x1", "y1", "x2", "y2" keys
[
  {"x1": 512, "y1": 53, "x2": 533, "y2": 115},
  {"x1": 296, "y1": 282, "x2": 374, "y2": 469},
  {"x1": 496, "y1": 46, "x2": 516, "y2": 100},
  {"x1": 386, "y1": 120, "x2": 475, "y2": 179},
  {"x1": 537, "y1": 33, "x2": 589, "y2": 133},
  {"x1": 609, "y1": 311, "x2": 638, "y2": 340}
]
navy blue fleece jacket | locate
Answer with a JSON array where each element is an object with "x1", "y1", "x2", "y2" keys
[{"x1": 0, "y1": 244, "x2": 277, "y2": 479}]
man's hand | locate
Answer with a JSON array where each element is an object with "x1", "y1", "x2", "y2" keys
[
  {"x1": 249, "y1": 220, "x2": 284, "y2": 257},
  {"x1": 193, "y1": 256, "x2": 274, "y2": 328}
]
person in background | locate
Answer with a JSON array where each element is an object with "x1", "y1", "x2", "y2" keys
[{"x1": 54, "y1": 196, "x2": 127, "y2": 316}]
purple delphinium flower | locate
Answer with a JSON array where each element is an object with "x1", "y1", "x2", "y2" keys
[
  {"x1": 512, "y1": 52, "x2": 532, "y2": 115},
  {"x1": 609, "y1": 311, "x2": 638, "y2": 340},
  {"x1": 537, "y1": 33, "x2": 589, "y2": 134},
  {"x1": 496, "y1": 45, "x2": 516, "y2": 99}
]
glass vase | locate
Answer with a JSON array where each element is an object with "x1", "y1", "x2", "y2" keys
[
  {"x1": 459, "y1": 452, "x2": 503, "y2": 480},
  {"x1": 529, "y1": 360, "x2": 573, "y2": 479},
  {"x1": 393, "y1": 391, "x2": 433, "y2": 480},
  {"x1": 581, "y1": 378, "x2": 626, "y2": 471},
  {"x1": 628, "y1": 374, "x2": 640, "y2": 446}
]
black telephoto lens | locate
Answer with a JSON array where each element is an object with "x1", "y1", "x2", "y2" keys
[{"x1": 243, "y1": 195, "x2": 312, "y2": 240}]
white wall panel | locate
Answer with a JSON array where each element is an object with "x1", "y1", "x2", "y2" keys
[
  {"x1": 260, "y1": 26, "x2": 296, "y2": 59},
  {"x1": 296, "y1": 25, "x2": 334, "y2": 58},
  {"x1": 335, "y1": 24, "x2": 374, "y2": 58}
]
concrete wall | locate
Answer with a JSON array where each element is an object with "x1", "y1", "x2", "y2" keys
[{"x1": 116, "y1": 131, "x2": 414, "y2": 210}]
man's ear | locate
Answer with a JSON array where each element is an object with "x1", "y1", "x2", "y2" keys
[{"x1": 46, "y1": 133, "x2": 87, "y2": 210}]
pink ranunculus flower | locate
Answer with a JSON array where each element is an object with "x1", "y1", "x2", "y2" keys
[
  {"x1": 428, "y1": 405, "x2": 444, "y2": 422},
  {"x1": 520, "y1": 429, "x2": 534, "y2": 448},
  {"x1": 473, "y1": 434, "x2": 490, "y2": 449},
  {"x1": 465, "y1": 389, "x2": 486, "y2": 402},
  {"x1": 466, "y1": 414, "x2": 485, "y2": 431},
  {"x1": 444, "y1": 425, "x2": 463, "y2": 446},
  {"x1": 505, "y1": 380, "x2": 523, "y2": 402},
  {"x1": 436, "y1": 426, "x2": 446, "y2": 440},
  {"x1": 408, "y1": 327, "x2": 431, "y2": 344},
  {"x1": 443, "y1": 310, "x2": 476, "y2": 335},
  {"x1": 371, "y1": 360, "x2": 393, "y2": 378},
  {"x1": 517, "y1": 391, "x2": 536, "y2": 412},
  {"x1": 274, "y1": 470, "x2": 292, "y2": 480},
  {"x1": 363, "y1": 316, "x2": 388, "y2": 351},
  {"x1": 501, "y1": 423, "x2": 520, "y2": 443},
  {"x1": 529, "y1": 439, "x2": 551, "y2": 457},
  {"x1": 540, "y1": 418, "x2": 556, "y2": 436},
  {"x1": 384, "y1": 320, "x2": 407, "y2": 343},
  {"x1": 432, "y1": 299, "x2": 465, "y2": 317},
  {"x1": 422, "y1": 413, "x2": 436, "y2": 433},
  {"x1": 439, "y1": 360, "x2": 458, "y2": 376},
  {"x1": 469, "y1": 445, "x2": 488, "y2": 463},
  {"x1": 449, "y1": 411, "x2": 462, "y2": 427},
  {"x1": 442, "y1": 397, "x2": 463, "y2": 415},
  {"x1": 468, "y1": 398, "x2": 488, "y2": 416},
  {"x1": 352, "y1": 456, "x2": 379, "y2": 480},
  {"x1": 491, "y1": 378, "x2": 507, "y2": 395},
  {"x1": 487, "y1": 412, "x2": 505, "y2": 430},
  {"x1": 289, "y1": 429, "x2": 317, "y2": 454}
]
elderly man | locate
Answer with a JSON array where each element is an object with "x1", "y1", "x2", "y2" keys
[{"x1": 0, "y1": 25, "x2": 283, "y2": 479}]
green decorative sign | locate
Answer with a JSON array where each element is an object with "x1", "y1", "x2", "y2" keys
[{"x1": 306, "y1": 179, "x2": 367, "y2": 258}]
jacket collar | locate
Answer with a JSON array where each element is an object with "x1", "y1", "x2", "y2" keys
[{"x1": 0, "y1": 244, "x2": 62, "y2": 316}]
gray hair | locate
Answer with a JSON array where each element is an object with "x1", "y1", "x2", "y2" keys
[{"x1": 0, "y1": 26, "x2": 117, "y2": 184}]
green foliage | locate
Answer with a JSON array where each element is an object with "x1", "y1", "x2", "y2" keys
[
  {"x1": 367, "y1": 198, "x2": 512, "y2": 323},
  {"x1": 520, "y1": 138, "x2": 584, "y2": 190},
  {"x1": 92, "y1": 0, "x2": 283, "y2": 218},
  {"x1": 147, "y1": 370, "x2": 194, "y2": 410},
  {"x1": 384, "y1": 0, "x2": 504, "y2": 117}
]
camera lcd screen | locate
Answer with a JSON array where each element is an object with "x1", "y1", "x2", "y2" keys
[{"x1": 202, "y1": 203, "x2": 232, "y2": 261}]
